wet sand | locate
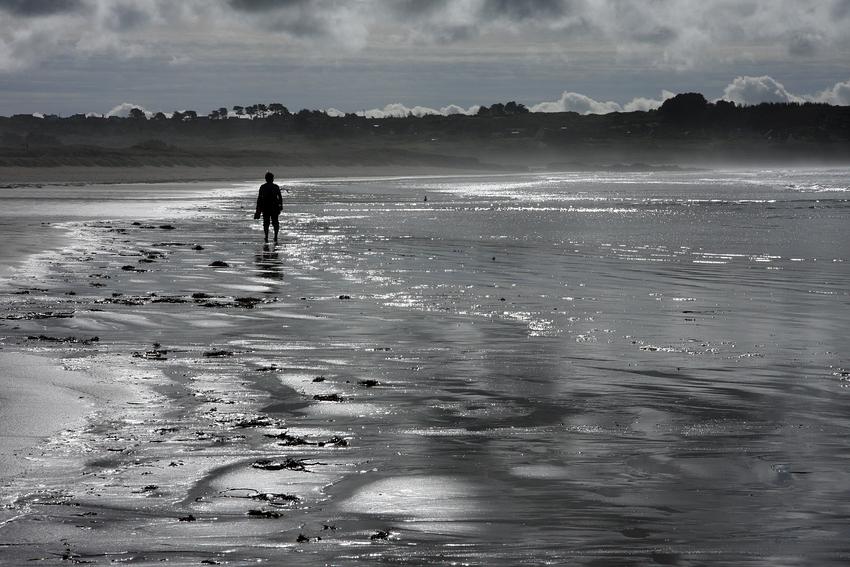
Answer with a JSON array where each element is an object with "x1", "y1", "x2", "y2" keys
[
  {"x1": 1, "y1": 168, "x2": 849, "y2": 565},
  {"x1": 0, "y1": 353, "x2": 93, "y2": 479},
  {"x1": 0, "y1": 171, "x2": 516, "y2": 564}
]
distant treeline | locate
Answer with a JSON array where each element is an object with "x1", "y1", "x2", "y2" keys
[
  {"x1": 1, "y1": 94, "x2": 849, "y2": 168},
  {"x1": 2, "y1": 94, "x2": 848, "y2": 148},
  {"x1": 181, "y1": 100, "x2": 529, "y2": 121}
]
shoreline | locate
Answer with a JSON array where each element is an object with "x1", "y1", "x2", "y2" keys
[
  {"x1": 0, "y1": 218, "x2": 71, "y2": 279},
  {"x1": 0, "y1": 164, "x2": 507, "y2": 187}
]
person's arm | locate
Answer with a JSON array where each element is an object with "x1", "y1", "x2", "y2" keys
[{"x1": 254, "y1": 187, "x2": 263, "y2": 219}]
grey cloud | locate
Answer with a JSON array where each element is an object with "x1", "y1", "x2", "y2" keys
[
  {"x1": 228, "y1": 0, "x2": 312, "y2": 13},
  {"x1": 383, "y1": 0, "x2": 582, "y2": 46},
  {"x1": 428, "y1": 25, "x2": 477, "y2": 44},
  {"x1": 2, "y1": 0, "x2": 849, "y2": 77},
  {"x1": 479, "y1": 0, "x2": 571, "y2": 22},
  {"x1": 628, "y1": 25, "x2": 679, "y2": 46},
  {"x1": 225, "y1": 0, "x2": 361, "y2": 42},
  {"x1": 103, "y1": 5, "x2": 152, "y2": 32},
  {"x1": 388, "y1": 0, "x2": 571, "y2": 23},
  {"x1": 386, "y1": 0, "x2": 450, "y2": 18},
  {"x1": 0, "y1": 0, "x2": 84, "y2": 16},
  {"x1": 831, "y1": 0, "x2": 850, "y2": 19},
  {"x1": 787, "y1": 32, "x2": 820, "y2": 57}
]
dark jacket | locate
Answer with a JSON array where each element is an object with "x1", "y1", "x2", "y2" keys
[{"x1": 256, "y1": 182, "x2": 283, "y2": 216}]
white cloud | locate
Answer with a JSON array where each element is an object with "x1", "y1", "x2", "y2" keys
[
  {"x1": 808, "y1": 78, "x2": 850, "y2": 106},
  {"x1": 531, "y1": 92, "x2": 622, "y2": 115},
  {"x1": 359, "y1": 103, "x2": 478, "y2": 119},
  {"x1": 720, "y1": 75, "x2": 805, "y2": 105},
  {"x1": 623, "y1": 91, "x2": 676, "y2": 112},
  {"x1": 529, "y1": 90, "x2": 675, "y2": 115},
  {"x1": 105, "y1": 102, "x2": 151, "y2": 118},
  {"x1": 441, "y1": 104, "x2": 478, "y2": 116},
  {"x1": 362, "y1": 103, "x2": 423, "y2": 118}
]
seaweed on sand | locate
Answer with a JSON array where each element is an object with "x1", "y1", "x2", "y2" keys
[
  {"x1": 150, "y1": 295, "x2": 187, "y2": 303},
  {"x1": 247, "y1": 509, "x2": 281, "y2": 518},
  {"x1": 203, "y1": 349, "x2": 233, "y2": 358},
  {"x1": 27, "y1": 334, "x2": 99, "y2": 344},
  {"x1": 371, "y1": 529, "x2": 391, "y2": 540},
  {"x1": 234, "y1": 297, "x2": 263, "y2": 308},
  {"x1": 264, "y1": 431, "x2": 349, "y2": 447},
  {"x1": 133, "y1": 345, "x2": 168, "y2": 360},
  {"x1": 264, "y1": 431, "x2": 311, "y2": 445},
  {"x1": 3, "y1": 310, "x2": 74, "y2": 320},
  {"x1": 251, "y1": 458, "x2": 317, "y2": 472},
  {"x1": 100, "y1": 294, "x2": 148, "y2": 305},
  {"x1": 222, "y1": 488, "x2": 299, "y2": 506},
  {"x1": 230, "y1": 415, "x2": 279, "y2": 428},
  {"x1": 313, "y1": 393, "x2": 344, "y2": 402}
]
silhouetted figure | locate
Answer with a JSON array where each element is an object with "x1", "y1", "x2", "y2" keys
[{"x1": 254, "y1": 171, "x2": 288, "y2": 242}]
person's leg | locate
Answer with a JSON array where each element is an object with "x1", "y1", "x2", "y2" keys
[
  {"x1": 272, "y1": 215, "x2": 280, "y2": 241},
  {"x1": 262, "y1": 212, "x2": 271, "y2": 241}
]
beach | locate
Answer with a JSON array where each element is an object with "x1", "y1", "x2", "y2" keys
[{"x1": 1, "y1": 166, "x2": 849, "y2": 565}]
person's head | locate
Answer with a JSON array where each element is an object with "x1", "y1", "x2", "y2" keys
[{"x1": 265, "y1": 171, "x2": 274, "y2": 183}]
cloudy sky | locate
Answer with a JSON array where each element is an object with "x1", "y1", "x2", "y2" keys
[{"x1": 1, "y1": 0, "x2": 849, "y2": 118}]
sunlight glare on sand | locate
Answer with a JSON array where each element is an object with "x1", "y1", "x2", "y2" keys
[{"x1": 340, "y1": 476, "x2": 484, "y2": 520}]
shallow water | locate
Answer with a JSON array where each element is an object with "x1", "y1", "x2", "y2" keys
[{"x1": 1, "y1": 169, "x2": 849, "y2": 565}]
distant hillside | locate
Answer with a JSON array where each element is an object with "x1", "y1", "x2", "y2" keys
[{"x1": 2, "y1": 94, "x2": 849, "y2": 170}]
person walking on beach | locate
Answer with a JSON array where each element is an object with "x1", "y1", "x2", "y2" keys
[{"x1": 254, "y1": 171, "x2": 288, "y2": 242}]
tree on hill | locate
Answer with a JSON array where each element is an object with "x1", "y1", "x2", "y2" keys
[
  {"x1": 504, "y1": 101, "x2": 529, "y2": 115},
  {"x1": 293, "y1": 108, "x2": 311, "y2": 130},
  {"x1": 659, "y1": 93, "x2": 709, "y2": 126},
  {"x1": 476, "y1": 101, "x2": 529, "y2": 117},
  {"x1": 268, "y1": 103, "x2": 289, "y2": 116}
]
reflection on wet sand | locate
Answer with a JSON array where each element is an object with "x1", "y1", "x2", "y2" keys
[{"x1": 255, "y1": 243, "x2": 284, "y2": 280}]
